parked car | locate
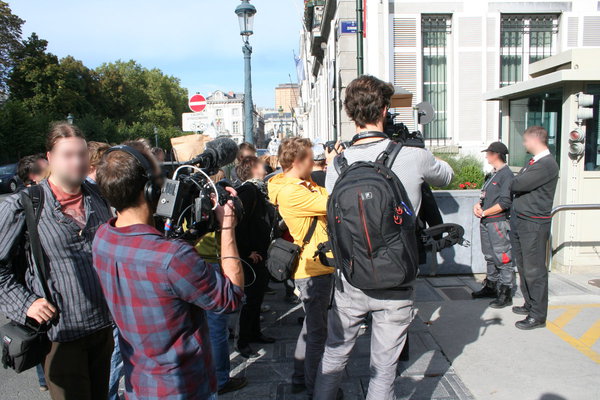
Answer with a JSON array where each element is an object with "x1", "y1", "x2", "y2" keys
[{"x1": 0, "y1": 163, "x2": 20, "y2": 193}]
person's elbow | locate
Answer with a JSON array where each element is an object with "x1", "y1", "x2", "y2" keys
[{"x1": 211, "y1": 282, "x2": 245, "y2": 314}]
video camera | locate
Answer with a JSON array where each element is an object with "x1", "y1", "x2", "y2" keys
[{"x1": 156, "y1": 137, "x2": 243, "y2": 240}]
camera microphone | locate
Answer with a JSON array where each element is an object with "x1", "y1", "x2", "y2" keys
[{"x1": 186, "y1": 137, "x2": 239, "y2": 170}]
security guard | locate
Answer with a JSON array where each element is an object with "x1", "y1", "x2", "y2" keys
[{"x1": 472, "y1": 142, "x2": 515, "y2": 308}]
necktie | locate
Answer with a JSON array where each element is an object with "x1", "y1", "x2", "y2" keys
[{"x1": 529, "y1": 159, "x2": 535, "y2": 166}]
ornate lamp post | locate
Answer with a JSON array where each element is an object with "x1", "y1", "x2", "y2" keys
[
  {"x1": 235, "y1": 0, "x2": 257, "y2": 144},
  {"x1": 66, "y1": 113, "x2": 74, "y2": 125}
]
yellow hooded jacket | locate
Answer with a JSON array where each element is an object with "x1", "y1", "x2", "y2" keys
[{"x1": 268, "y1": 173, "x2": 334, "y2": 280}]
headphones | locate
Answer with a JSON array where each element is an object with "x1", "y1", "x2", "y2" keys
[{"x1": 104, "y1": 145, "x2": 162, "y2": 204}]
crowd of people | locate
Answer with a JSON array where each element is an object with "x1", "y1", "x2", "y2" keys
[{"x1": 0, "y1": 75, "x2": 559, "y2": 400}]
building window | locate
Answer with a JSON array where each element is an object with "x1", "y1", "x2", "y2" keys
[
  {"x1": 422, "y1": 15, "x2": 451, "y2": 142},
  {"x1": 584, "y1": 84, "x2": 600, "y2": 171},
  {"x1": 232, "y1": 121, "x2": 240, "y2": 134},
  {"x1": 216, "y1": 109, "x2": 223, "y2": 117},
  {"x1": 232, "y1": 108, "x2": 239, "y2": 116},
  {"x1": 500, "y1": 14, "x2": 559, "y2": 87},
  {"x1": 508, "y1": 89, "x2": 562, "y2": 167}
]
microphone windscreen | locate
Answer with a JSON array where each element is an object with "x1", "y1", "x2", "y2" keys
[{"x1": 205, "y1": 137, "x2": 239, "y2": 168}]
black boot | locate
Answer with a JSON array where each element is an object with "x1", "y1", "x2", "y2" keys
[
  {"x1": 489, "y1": 285, "x2": 513, "y2": 308},
  {"x1": 471, "y1": 279, "x2": 497, "y2": 299}
]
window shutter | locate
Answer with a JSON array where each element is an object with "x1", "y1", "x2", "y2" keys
[
  {"x1": 567, "y1": 17, "x2": 579, "y2": 48},
  {"x1": 456, "y1": 16, "x2": 484, "y2": 145},
  {"x1": 392, "y1": 17, "x2": 419, "y2": 131},
  {"x1": 583, "y1": 16, "x2": 600, "y2": 47}
]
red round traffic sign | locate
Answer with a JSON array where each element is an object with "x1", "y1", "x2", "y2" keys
[{"x1": 189, "y1": 94, "x2": 207, "y2": 113}]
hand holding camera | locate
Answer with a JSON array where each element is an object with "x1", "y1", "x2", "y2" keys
[{"x1": 215, "y1": 186, "x2": 238, "y2": 231}]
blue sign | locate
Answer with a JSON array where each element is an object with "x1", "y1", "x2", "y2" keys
[{"x1": 340, "y1": 21, "x2": 357, "y2": 34}]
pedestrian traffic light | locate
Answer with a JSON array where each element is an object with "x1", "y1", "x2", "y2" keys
[
  {"x1": 568, "y1": 127, "x2": 585, "y2": 160},
  {"x1": 576, "y1": 92, "x2": 595, "y2": 121}
]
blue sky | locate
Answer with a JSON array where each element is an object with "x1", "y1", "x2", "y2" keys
[{"x1": 10, "y1": 0, "x2": 303, "y2": 108}]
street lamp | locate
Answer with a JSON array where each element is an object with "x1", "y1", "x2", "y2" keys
[
  {"x1": 235, "y1": 0, "x2": 257, "y2": 144},
  {"x1": 278, "y1": 106, "x2": 284, "y2": 139},
  {"x1": 66, "y1": 113, "x2": 74, "y2": 125}
]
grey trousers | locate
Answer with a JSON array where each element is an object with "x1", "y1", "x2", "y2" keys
[
  {"x1": 480, "y1": 220, "x2": 514, "y2": 287},
  {"x1": 314, "y1": 277, "x2": 414, "y2": 400},
  {"x1": 293, "y1": 274, "x2": 333, "y2": 395},
  {"x1": 511, "y1": 218, "x2": 551, "y2": 321}
]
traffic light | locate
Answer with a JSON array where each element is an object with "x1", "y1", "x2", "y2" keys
[
  {"x1": 576, "y1": 92, "x2": 595, "y2": 121},
  {"x1": 568, "y1": 128, "x2": 585, "y2": 160}
]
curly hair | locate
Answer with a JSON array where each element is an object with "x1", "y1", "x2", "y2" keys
[
  {"x1": 278, "y1": 137, "x2": 313, "y2": 171},
  {"x1": 344, "y1": 75, "x2": 394, "y2": 128}
]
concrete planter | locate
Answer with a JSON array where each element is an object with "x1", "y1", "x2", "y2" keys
[{"x1": 419, "y1": 190, "x2": 486, "y2": 275}]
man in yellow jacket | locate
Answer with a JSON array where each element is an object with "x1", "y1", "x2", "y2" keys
[{"x1": 268, "y1": 137, "x2": 336, "y2": 398}]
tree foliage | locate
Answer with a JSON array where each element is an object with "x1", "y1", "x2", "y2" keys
[
  {"x1": 0, "y1": 1, "x2": 24, "y2": 96},
  {"x1": 0, "y1": 29, "x2": 188, "y2": 163}
]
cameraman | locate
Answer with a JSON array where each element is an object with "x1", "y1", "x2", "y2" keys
[
  {"x1": 316, "y1": 75, "x2": 453, "y2": 400},
  {"x1": 92, "y1": 144, "x2": 244, "y2": 400}
]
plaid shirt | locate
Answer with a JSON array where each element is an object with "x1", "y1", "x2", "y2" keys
[{"x1": 93, "y1": 219, "x2": 244, "y2": 400}]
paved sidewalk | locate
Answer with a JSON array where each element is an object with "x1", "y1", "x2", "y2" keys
[{"x1": 1, "y1": 272, "x2": 598, "y2": 399}]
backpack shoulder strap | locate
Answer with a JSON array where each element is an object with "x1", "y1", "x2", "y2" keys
[
  {"x1": 333, "y1": 154, "x2": 349, "y2": 175},
  {"x1": 20, "y1": 186, "x2": 52, "y2": 302},
  {"x1": 375, "y1": 141, "x2": 403, "y2": 169}
]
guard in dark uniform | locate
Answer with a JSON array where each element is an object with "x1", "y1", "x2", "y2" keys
[
  {"x1": 510, "y1": 126, "x2": 559, "y2": 330},
  {"x1": 472, "y1": 142, "x2": 515, "y2": 308}
]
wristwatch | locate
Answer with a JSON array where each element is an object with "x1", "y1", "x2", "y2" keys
[{"x1": 481, "y1": 210, "x2": 486, "y2": 218}]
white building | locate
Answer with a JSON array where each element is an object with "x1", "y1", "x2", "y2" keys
[
  {"x1": 261, "y1": 109, "x2": 298, "y2": 139},
  {"x1": 298, "y1": 0, "x2": 600, "y2": 155},
  {"x1": 182, "y1": 90, "x2": 250, "y2": 144}
]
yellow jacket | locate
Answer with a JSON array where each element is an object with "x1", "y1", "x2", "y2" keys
[{"x1": 268, "y1": 173, "x2": 334, "y2": 280}]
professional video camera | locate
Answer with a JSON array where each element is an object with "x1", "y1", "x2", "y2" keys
[
  {"x1": 156, "y1": 137, "x2": 243, "y2": 240},
  {"x1": 383, "y1": 101, "x2": 435, "y2": 148}
]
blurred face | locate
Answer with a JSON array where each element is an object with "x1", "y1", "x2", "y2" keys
[
  {"x1": 47, "y1": 137, "x2": 89, "y2": 187},
  {"x1": 240, "y1": 149, "x2": 256, "y2": 159},
  {"x1": 523, "y1": 133, "x2": 540, "y2": 154},
  {"x1": 32, "y1": 159, "x2": 49, "y2": 183},
  {"x1": 485, "y1": 151, "x2": 500, "y2": 166},
  {"x1": 293, "y1": 149, "x2": 315, "y2": 180},
  {"x1": 251, "y1": 162, "x2": 266, "y2": 180}
]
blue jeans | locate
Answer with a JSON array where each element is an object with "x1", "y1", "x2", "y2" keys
[
  {"x1": 108, "y1": 325, "x2": 124, "y2": 400},
  {"x1": 206, "y1": 310, "x2": 231, "y2": 390},
  {"x1": 35, "y1": 364, "x2": 46, "y2": 386}
]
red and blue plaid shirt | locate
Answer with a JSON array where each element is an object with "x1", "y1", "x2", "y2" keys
[{"x1": 93, "y1": 219, "x2": 244, "y2": 399}]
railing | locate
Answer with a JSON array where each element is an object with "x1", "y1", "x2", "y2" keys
[{"x1": 547, "y1": 204, "x2": 600, "y2": 271}]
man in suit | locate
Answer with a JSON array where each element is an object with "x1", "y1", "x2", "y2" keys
[{"x1": 510, "y1": 126, "x2": 559, "y2": 330}]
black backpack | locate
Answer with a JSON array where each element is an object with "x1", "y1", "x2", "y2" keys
[{"x1": 327, "y1": 141, "x2": 418, "y2": 290}]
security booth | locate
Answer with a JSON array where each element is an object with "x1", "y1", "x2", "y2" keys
[{"x1": 484, "y1": 48, "x2": 600, "y2": 272}]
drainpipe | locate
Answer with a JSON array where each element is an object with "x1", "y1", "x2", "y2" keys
[{"x1": 356, "y1": 0, "x2": 364, "y2": 75}]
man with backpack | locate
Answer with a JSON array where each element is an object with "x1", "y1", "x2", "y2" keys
[
  {"x1": 268, "y1": 137, "x2": 337, "y2": 399},
  {"x1": 0, "y1": 123, "x2": 114, "y2": 400},
  {"x1": 315, "y1": 75, "x2": 453, "y2": 400}
]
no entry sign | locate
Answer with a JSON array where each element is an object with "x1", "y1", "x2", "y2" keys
[{"x1": 189, "y1": 94, "x2": 207, "y2": 113}]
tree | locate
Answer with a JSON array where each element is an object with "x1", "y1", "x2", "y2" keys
[{"x1": 0, "y1": 1, "x2": 24, "y2": 96}]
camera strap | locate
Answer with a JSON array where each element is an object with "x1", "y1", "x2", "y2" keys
[{"x1": 350, "y1": 131, "x2": 388, "y2": 146}]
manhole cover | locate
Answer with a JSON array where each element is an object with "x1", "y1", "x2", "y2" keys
[
  {"x1": 438, "y1": 286, "x2": 472, "y2": 300},
  {"x1": 588, "y1": 279, "x2": 600, "y2": 288}
]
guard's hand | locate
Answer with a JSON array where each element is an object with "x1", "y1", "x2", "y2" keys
[
  {"x1": 325, "y1": 140, "x2": 343, "y2": 165},
  {"x1": 215, "y1": 187, "x2": 238, "y2": 230},
  {"x1": 26, "y1": 298, "x2": 57, "y2": 325},
  {"x1": 249, "y1": 251, "x2": 263, "y2": 264},
  {"x1": 473, "y1": 203, "x2": 483, "y2": 218}
]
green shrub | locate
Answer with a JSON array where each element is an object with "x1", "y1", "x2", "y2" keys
[{"x1": 432, "y1": 153, "x2": 485, "y2": 190}]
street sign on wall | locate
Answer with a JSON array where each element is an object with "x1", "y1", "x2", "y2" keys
[
  {"x1": 340, "y1": 21, "x2": 357, "y2": 34},
  {"x1": 189, "y1": 94, "x2": 207, "y2": 113}
]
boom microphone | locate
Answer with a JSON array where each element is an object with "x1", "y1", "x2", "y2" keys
[{"x1": 186, "y1": 137, "x2": 239, "y2": 170}]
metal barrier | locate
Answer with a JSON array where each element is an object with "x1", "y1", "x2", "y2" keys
[{"x1": 547, "y1": 204, "x2": 600, "y2": 271}]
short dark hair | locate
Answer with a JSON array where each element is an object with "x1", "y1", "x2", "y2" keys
[
  {"x1": 236, "y1": 155, "x2": 260, "y2": 182},
  {"x1": 278, "y1": 137, "x2": 312, "y2": 171},
  {"x1": 17, "y1": 154, "x2": 46, "y2": 184},
  {"x1": 524, "y1": 126, "x2": 549, "y2": 145},
  {"x1": 344, "y1": 75, "x2": 395, "y2": 128},
  {"x1": 46, "y1": 123, "x2": 86, "y2": 152},
  {"x1": 96, "y1": 143, "x2": 156, "y2": 212}
]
